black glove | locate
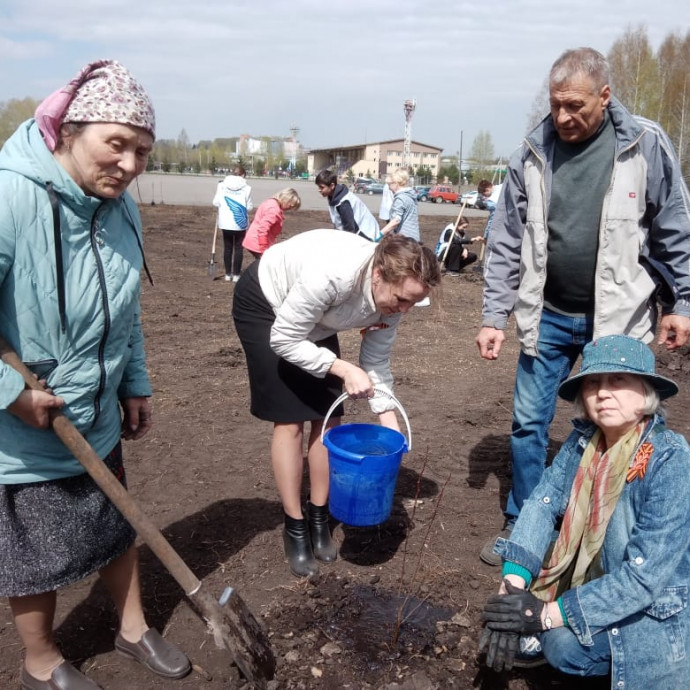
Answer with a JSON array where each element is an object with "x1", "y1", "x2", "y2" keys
[
  {"x1": 478, "y1": 626, "x2": 519, "y2": 672},
  {"x1": 481, "y1": 579, "x2": 545, "y2": 633}
]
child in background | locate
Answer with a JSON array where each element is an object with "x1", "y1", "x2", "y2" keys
[
  {"x1": 475, "y1": 178, "x2": 498, "y2": 254},
  {"x1": 243, "y1": 188, "x2": 301, "y2": 258},
  {"x1": 212, "y1": 165, "x2": 253, "y2": 282},
  {"x1": 315, "y1": 169, "x2": 380, "y2": 241}
]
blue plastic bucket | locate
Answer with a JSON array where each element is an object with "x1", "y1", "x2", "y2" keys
[{"x1": 321, "y1": 389, "x2": 412, "y2": 527}]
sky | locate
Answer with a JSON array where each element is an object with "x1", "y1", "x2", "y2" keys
[{"x1": 1, "y1": 0, "x2": 687, "y2": 159}]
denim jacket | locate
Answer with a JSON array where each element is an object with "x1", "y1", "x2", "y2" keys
[{"x1": 495, "y1": 415, "x2": 690, "y2": 688}]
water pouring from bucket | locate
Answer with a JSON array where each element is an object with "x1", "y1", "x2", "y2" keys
[{"x1": 321, "y1": 388, "x2": 411, "y2": 527}]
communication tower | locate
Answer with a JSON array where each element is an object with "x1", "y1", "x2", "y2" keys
[{"x1": 402, "y1": 100, "x2": 416, "y2": 169}]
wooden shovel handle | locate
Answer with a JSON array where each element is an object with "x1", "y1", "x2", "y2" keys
[
  {"x1": 211, "y1": 221, "x2": 219, "y2": 254},
  {"x1": 0, "y1": 336, "x2": 202, "y2": 596}
]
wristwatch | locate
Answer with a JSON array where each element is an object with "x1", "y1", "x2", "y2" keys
[{"x1": 543, "y1": 606, "x2": 553, "y2": 631}]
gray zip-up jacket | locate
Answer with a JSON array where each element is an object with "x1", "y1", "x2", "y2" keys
[{"x1": 482, "y1": 97, "x2": 690, "y2": 356}]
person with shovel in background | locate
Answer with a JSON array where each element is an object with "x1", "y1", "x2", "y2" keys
[
  {"x1": 212, "y1": 164, "x2": 253, "y2": 282},
  {"x1": 232, "y1": 230, "x2": 441, "y2": 577},
  {"x1": 0, "y1": 61, "x2": 190, "y2": 688},
  {"x1": 435, "y1": 216, "x2": 483, "y2": 275}
]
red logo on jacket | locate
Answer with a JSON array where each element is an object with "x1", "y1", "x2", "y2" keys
[{"x1": 360, "y1": 323, "x2": 390, "y2": 337}]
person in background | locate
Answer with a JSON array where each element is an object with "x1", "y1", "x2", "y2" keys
[
  {"x1": 475, "y1": 179, "x2": 497, "y2": 254},
  {"x1": 213, "y1": 164, "x2": 253, "y2": 282},
  {"x1": 242, "y1": 187, "x2": 301, "y2": 259},
  {"x1": 315, "y1": 169, "x2": 379, "y2": 241},
  {"x1": 379, "y1": 169, "x2": 420, "y2": 242},
  {"x1": 379, "y1": 174, "x2": 394, "y2": 223},
  {"x1": 480, "y1": 336, "x2": 690, "y2": 687},
  {"x1": 232, "y1": 230, "x2": 440, "y2": 578},
  {"x1": 476, "y1": 47, "x2": 690, "y2": 566},
  {"x1": 0, "y1": 60, "x2": 190, "y2": 689},
  {"x1": 435, "y1": 217, "x2": 483, "y2": 275}
]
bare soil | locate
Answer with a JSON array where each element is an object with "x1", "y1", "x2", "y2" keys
[{"x1": 2, "y1": 206, "x2": 689, "y2": 690}]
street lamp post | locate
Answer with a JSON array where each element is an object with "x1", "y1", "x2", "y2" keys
[{"x1": 459, "y1": 130, "x2": 463, "y2": 188}]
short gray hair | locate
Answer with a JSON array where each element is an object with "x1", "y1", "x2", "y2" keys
[
  {"x1": 573, "y1": 377, "x2": 664, "y2": 419},
  {"x1": 550, "y1": 47, "x2": 610, "y2": 93}
]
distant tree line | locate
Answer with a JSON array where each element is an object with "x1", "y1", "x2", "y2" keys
[{"x1": 150, "y1": 129, "x2": 307, "y2": 177}]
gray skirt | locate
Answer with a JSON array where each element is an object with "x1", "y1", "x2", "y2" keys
[{"x1": 0, "y1": 443, "x2": 135, "y2": 597}]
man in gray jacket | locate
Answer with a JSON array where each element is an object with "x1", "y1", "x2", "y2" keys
[{"x1": 476, "y1": 47, "x2": 690, "y2": 565}]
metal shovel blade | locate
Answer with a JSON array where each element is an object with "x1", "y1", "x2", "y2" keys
[
  {"x1": 207, "y1": 253, "x2": 217, "y2": 277},
  {"x1": 0, "y1": 336, "x2": 276, "y2": 685},
  {"x1": 197, "y1": 586, "x2": 276, "y2": 684}
]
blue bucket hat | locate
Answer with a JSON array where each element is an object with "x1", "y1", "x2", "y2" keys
[{"x1": 558, "y1": 335, "x2": 679, "y2": 402}]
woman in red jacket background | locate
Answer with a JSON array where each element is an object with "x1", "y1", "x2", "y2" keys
[{"x1": 243, "y1": 188, "x2": 301, "y2": 258}]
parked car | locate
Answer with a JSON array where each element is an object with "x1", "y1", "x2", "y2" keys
[
  {"x1": 353, "y1": 177, "x2": 377, "y2": 192},
  {"x1": 427, "y1": 185, "x2": 458, "y2": 204},
  {"x1": 362, "y1": 182, "x2": 385, "y2": 195},
  {"x1": 456, "y1": 191, "x2": 478, "y2": 207},
  {"x1": 414, "y1": 185, "x2": 432, "y2": 202}
]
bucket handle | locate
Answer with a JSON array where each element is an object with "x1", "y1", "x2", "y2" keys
[{"x1": 320, "y1": 386, "x2": 412, "y2": 452}]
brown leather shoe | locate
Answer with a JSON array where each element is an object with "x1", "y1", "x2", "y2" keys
[
  {"x1": 114, "y1": 629, "x2": 191, "y2": 679},
  {"x1": 20, "y1": 661, "x2": 101, "y2": 689}
]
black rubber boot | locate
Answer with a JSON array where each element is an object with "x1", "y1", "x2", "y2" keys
[
  {"x1": 283, "y1": 514, "x2": 318, "y2": 577},
  {"x1": 307, "y1": 501, "x2": 337, "y2": 562}
]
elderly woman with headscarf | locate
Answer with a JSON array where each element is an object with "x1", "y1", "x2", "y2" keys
[
  {"x1": 0, "y1": 61, "x2": 190, "y2": 689},
  {"x1": 479, "y1": 335, "x2": 690, "y2": 688}
]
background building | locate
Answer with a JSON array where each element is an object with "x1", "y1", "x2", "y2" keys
[{"x1": 307, "y1": 139, "x2": 442, "y2": 180}]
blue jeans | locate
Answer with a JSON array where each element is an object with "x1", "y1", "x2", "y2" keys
[
  {"x1": 541, "y1": 627, "x2": 611, "y2": 677},
  {"x1": 505, "y1": 309, "x2": 593, "y2": 522}
]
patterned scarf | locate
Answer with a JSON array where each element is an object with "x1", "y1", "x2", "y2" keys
[{"x1": 531, "y1": 420, "x2": 647, "y2": 601}]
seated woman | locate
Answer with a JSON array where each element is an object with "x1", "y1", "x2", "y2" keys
[
  {"x1": 480, "y1": 335, "x2": 690, "y2": 687},
  {"x1": 232, "y1": 230, "x2": 440, "y2": 578}
]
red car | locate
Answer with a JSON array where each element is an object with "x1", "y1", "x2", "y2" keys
[{"x1": 427, "y1": 185, "x2": 458, "y2": 204}]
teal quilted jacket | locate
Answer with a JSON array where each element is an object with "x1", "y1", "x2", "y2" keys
[{"x1": 0, "y1": 120, "x2": 152, "y2": 483}]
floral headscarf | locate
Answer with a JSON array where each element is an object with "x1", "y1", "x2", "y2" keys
[{"x1": 34, "y1": 59, "x2": 155, "y2": 152}]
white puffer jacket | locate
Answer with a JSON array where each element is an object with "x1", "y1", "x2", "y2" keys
[
  {"x1": 258, "y1": 229, "x2": 402, "y2": 413},
  {"x1": 212, "y1": 175, "x2": 253, "y2": 231}
]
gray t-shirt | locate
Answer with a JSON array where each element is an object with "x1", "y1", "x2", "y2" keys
[{"x1": 543, "y1": 113, "x2": 615, "y2": 316}]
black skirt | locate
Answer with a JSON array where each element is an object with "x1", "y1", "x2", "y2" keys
[
  {"x1": 232, "y1": 261, "x2": 344, "y2": 422},
  {"x1": 0, "y1": 443, "x2": 135, "y2": 597}
]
